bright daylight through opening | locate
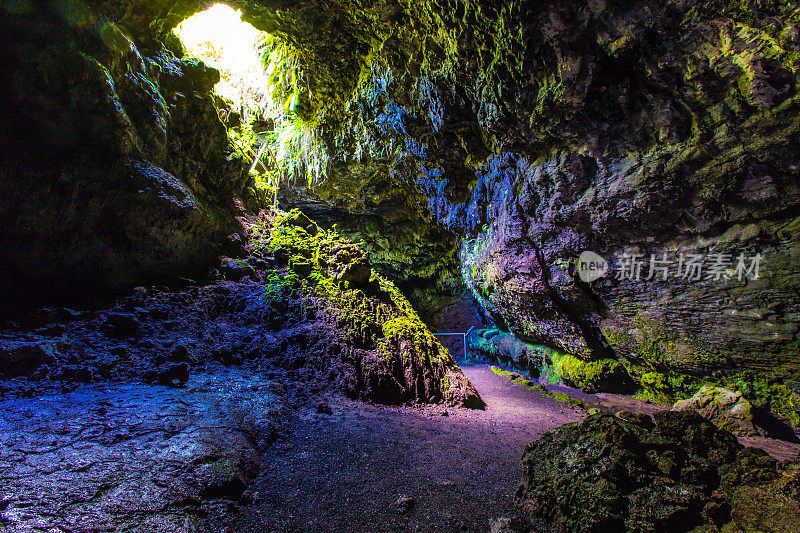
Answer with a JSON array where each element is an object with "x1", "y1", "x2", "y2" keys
[
  {"x1": 174, "y1": 3, "x2": 328, "y2": 195},
  {"x1": 174, "y1": 4, "x2": 267, "y2": 118}
]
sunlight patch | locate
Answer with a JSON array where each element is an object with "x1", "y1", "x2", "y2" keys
[{"x1": 174, "y1": 3, "x2": 267, "y2": 114}]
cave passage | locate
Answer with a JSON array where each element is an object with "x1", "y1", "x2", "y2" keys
[{"x1": 3, "y1": 1, "x2": 800, "y2": 532}]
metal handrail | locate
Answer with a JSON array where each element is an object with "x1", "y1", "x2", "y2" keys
[{"x1": 432, "y1": 326, "x2": 476, "y2": 360}]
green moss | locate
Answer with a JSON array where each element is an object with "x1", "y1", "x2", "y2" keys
[
  {"x1": 440, "y1": 376, "x2": 451, "y2": 395},
  {"x1": 380, "y1": 317, "x2": 427, "y2": 363},
  {"x1": 602, "y1": 316, "x2": 728, "y2": 400},
  {"x1": 251, "y1": 209, "x2": 451, "y2": 367},
  {"x1": 551, "y1": 353, "x2": 626, "y2": 392},
  {"x1": 721, "y1": 372, "x2": 800, "y2": 428},
  {"x1": 490, "y1": 366, "x2": 512, "y2": 378},
  {"x1": 262, "y1": 268, "x2": 300, "y2": 305},
  {"x1": 381, "y1": 317, "x2": 420, "y2": 340},
  {"x1": 603, "y1": 316, "x2": 800, "y2": 424},
  {"x1": 635, "y1": 371, "x2": 674, "y2": 405},
  {"x1": 538, "y1": 351, "x2": 563, "y2": 385}
]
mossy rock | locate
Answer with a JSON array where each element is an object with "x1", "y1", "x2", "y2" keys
[
  {"x1": 673, "y1": 384, "x2": 760, "y2": 437},
  {"x1": 552, "y1": 353, "x2": 634, "y2": 394},
  {"x1": 517, "y1": 410, "x2": 798, "y2": 533},
  {"x1": 249, "y1": 209, "x2": 482, "y2": 408}
]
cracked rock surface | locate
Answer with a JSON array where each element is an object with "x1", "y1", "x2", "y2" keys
[{"x1": 0, "y1": 371, "x2": 277, "y2": 533}]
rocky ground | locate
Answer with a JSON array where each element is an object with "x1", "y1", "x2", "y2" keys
[
  {"x1": 2, "y1": 359, "x2": 798, "y2": 533},
  {"x1": 0, "y1": 370, "x2": 278, "y2": 533},
  {"x1": 0, "y1": 211, "x2": 485, "y2": 532},
  {"x1": 0, "y1": 359, "x2": 585, "y2": 533}
]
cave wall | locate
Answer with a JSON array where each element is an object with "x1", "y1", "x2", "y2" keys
[
  {"x1": 0, "y1": 0, "x2": 250, "y2": 310},
  {"x1": 226, "y1": 0, "x2": 800, "y2": 391},
  {"x1": 334, "y1": 1, "x2": 800, "y2": 380},
  {"x1": 442, "y1": 1, "x2": 800, "y2": 385},
  {"x1": 5, "y1": 0, "x2": 800, "y2": 394}
]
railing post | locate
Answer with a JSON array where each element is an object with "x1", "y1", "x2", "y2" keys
[{"x1": 433, "y1": 327, "x2": 478, "y2": 361}]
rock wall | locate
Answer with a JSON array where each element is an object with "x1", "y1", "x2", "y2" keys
[
  {"x1": 0, "y1": 1, "x2": 249, "y2": 311},
  {"x1": 443, "y1": 2, "x2": 800, "y2": 404},
  {"x1": 5, "y1": 0, "x2": 800, "y2": 409},
  {"x1": 230, "y1": 0, "x2": 800, "y2": 404}
]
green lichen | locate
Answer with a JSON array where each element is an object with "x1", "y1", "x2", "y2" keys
[{"x1": 551, "y1": 353, "x2": 627, "y2": 393}]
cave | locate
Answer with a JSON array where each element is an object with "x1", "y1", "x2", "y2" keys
[{"x1": 2, "y1": 0, "x2": 800, "y2": 531}]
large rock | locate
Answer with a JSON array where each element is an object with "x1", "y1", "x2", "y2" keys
[
  {"x1": 0, "y1": 341, "x2": 57, "y2": 378},
  {"x1": 261, "y1": 210, "x2": 483, "y2": 408},
  {"x1": 673, "y1": 385, "x2": 760, "y2": 437},
  {"x1": 517, "y1": 410, "x2": 800, "y2": 533}
]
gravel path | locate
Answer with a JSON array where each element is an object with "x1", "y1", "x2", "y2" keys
[{"x1": 234, "y1": 364, "x2": 585, "y2": 533}]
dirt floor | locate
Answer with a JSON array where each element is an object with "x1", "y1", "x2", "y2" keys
[
  {"x1": 230, "y1": 364, "x2": 798, "y2": 533},
  {"x1": 233, "y1": 364, "x2": 582, "y2": 533},
  {"x1": 233, "y1": 363, "x2": 800, "y2": 533}
]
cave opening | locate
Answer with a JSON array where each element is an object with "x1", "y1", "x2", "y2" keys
[
  {"x1": 174, "y1": 3, "x2": 277, "y2": 200},
  {"x1": 174, "y1": 2, "x2": 328, "y2": 201},
  {"x1": 174, "y1": 4, "x2": 267, "y2": 123}
]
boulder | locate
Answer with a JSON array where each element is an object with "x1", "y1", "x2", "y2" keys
[
  {"x1": 0, "y1": 341, "x2": 58, "y2": 378},
  {"x1": 218, "y1": 257, "x2": 257, "y2": 282},
  {"x1": 673, "y1": 385, "x2": 760, "y2": 437},
  {"x1": 517, "y1": 410, "x2": 799, "y2": 533},
  {"x1": 672, "y1": 385, "x2": 761, "y2": 436},
  {"x1": 517, "y1": 411, "x2": 798, "y2": 532}
]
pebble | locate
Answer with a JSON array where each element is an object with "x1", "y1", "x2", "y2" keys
[{"x1": 395, "y1": 494, "x2": 415, "y2": 513}]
